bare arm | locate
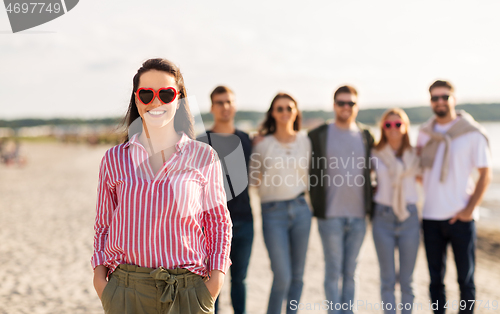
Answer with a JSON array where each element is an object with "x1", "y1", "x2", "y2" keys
[
  {"x1": 252, "y1": 134, "x2": 264, "y2": 146},
  {"x1": 204, "y1": 270, "x2": 225, "y2": 299},
  {"x1": 93, "y1": 265, "x2": 109, "y2": 300},
  {"x1": 416, "y1": 175, "x2": 423, "y2": 184},
  {"x1": 449, "y1": 167, "x2": 492, "y2": 224}
]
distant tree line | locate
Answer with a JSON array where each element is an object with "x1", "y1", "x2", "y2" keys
[
  {"x1": 0, "y1": 117, "x2": 122, "y2": 129},
  {"x1": 356, "y1": 103, "x2": 500, "y2": 125},
  {"x1": 1, "y1": 103, "x2": 499, "y2": 128}
]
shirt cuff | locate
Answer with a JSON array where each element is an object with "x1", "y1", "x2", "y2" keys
[
  {"x1": 91, "y1": 252, "x2": 105, "y2": 270},
  {"x1": 208, "y1": 254, "x2": 232, "y2": 275}
]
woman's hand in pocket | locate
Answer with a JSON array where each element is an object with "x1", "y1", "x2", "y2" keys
[
  {"x1": 204, "y1": 270, "x2": 225, "y2": 299},
  {"x1": 93, "y1": 265, "x2": 109, "y2": 300}
]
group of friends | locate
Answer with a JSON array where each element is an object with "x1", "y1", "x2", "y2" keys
[{"x1": 91, "y1": 58, "x2": 491, "y2": 314}]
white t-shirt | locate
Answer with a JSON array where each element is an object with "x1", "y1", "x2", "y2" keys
[
  {"x1": 417, "y1": 118, "x2": 491, "y2": 220},
  {"x1": 372, "y1": 152, "x2": 419, "y2": 207},
  {"x1": 249, "y1": 131, "x2": 311, "y2": 203}
]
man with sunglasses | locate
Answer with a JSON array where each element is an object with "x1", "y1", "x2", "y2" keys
[
  {"x1": 417, "y1": 80, "x2": 492, "y2": 314},
  {"x1": 197, "y1": 86, "x2": 254, "y2": 314},
  {"x1": 308, "y1": 85, "x2": 374, "y2": 313}
]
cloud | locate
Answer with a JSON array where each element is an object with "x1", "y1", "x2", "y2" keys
[{"x1": 1, "y1": 0, "x2": 500, "y2": 118}]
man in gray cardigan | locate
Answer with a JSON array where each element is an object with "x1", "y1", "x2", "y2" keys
[{"x1": 308, "y1": 85, "x2": 374, "y2": 313}]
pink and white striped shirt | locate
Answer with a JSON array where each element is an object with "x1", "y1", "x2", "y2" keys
[{"x1": 91, "y1": 132, "x2": 232, "y2": 277}]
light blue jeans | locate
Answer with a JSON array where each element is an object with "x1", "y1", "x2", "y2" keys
[
  {"x1": 318, "y1": 217, "x2": 366, "y2": 314},
  {"x1": 261, "y1": 194, "x2": 312, "y2": 314},
  {"x1": 372, "y1": 203, "x2": 420, "y2": 314}
]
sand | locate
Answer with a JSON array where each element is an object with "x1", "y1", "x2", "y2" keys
[{"x1": 0, "y1": 142, "x2": 499, "y2": 314}]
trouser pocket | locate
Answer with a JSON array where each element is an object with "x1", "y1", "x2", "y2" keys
[
  {"x1": 193, "y1": 276, "x2": 215, "y2": 312},
  {"x1": 101, "y1": 275, "x2": 117, "y2": 312}
]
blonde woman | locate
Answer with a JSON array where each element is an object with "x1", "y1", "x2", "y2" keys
[{"x1": 371, "y1": 108, "x2": 420, "y2": 314}]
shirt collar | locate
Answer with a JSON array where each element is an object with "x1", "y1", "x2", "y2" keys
[
  {"x1": 175, "y1": 132, "x2": 190, "y2": 152},
  {"x1": 124, "y1": 132, "x2": 190, "y2": 153}
]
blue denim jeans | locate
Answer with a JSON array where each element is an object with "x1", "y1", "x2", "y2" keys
[
  {"x1": 261, "y1": 194, "x2": 312, "y2": 314},
  {"x1": 318, "y1": 217, "x2": 366, "y2": 314},
  {"x1": 423, "y1": 219, "x2": 476, "y2": 314},
  {"x1": 372, "y1": 203, "x2": 420, "y2": 314},
  {"x1": 214, "y1": 219, "x2": 254, "y2": 314}
]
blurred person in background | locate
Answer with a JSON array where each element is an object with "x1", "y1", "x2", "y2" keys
[
  {"x1": 417, "y1": 80, "x2": 492, "y2": 314},
  {"x1": 198, "y1": 85, "x2": 254, "y2": 314},
  {"x1": 308, "y1": 85, "x2": 374, "y2": 314},
  {"x1": 371, "y1": 108, "x2": 420, "y2": 314},
  {"x1": 249, "y1": 92, "x2": 312, "y2": 314},
  {"x1": 1, "y1": 138, "x2": 26, "y2": 167}
]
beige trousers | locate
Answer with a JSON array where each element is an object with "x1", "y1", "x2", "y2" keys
[{"x1": 101, "y1": 264, "x2": 214, "y2": 314}]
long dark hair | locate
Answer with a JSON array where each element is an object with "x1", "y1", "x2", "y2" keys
[
  {"x1": 258, "y1": 93, "x2": 302, "y2": 135},
  {"x1": 122, "y1": 58, "x2": 195, "y2": 142}
]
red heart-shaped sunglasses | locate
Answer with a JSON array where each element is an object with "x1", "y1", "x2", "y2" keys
[{"x1": 136, "y1": 87, "x2": 178, "y2": 105}]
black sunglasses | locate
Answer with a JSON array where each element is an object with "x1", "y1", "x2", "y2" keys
[
  {"x1": 430, "y1": 95, "x2": 450, "y2": 102},
  {"x1": 275, "y1": 106, "x2": 293, "y2": 113},
  {"x1": 335, "y1": 101, "x2": 356, "y2": 107}
]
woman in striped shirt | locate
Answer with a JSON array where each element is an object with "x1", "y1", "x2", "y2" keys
[{"x1": 91, "y1": 58, "x2": 232, "y2": 314}]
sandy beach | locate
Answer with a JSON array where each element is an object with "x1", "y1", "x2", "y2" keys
[{"x1": 0, "y1": 142, "x2": 499, "y2": 314}]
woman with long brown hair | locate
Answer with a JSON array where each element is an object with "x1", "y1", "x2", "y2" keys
[
  {"x1": 91, "y1": 58, "x2": 232, "y2": 314},
  {"x1": 249, "y1": 93, "x2": 312, "y2": 314},
  {"x1": 371, "y1": 108, "x2": 420, "y2": 314}
]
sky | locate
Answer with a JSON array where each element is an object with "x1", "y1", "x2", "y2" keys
[{"x1": 1, "y1": 0, "x2": 500, "y2": 119}]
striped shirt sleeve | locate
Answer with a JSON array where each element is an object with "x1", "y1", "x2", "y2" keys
[
  {"x1": 201, "y1": 150, "x2": 233, "y2": 274},
  {"x1": 91, "y1": 152, "x2": 117, "y2": 270}
]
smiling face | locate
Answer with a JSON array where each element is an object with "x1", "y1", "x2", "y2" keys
[
  {"x1": 383, "y1": 113, "x2": 407, "y2": 143},
  {"x1": 211, "y1": 92, "x2": 236, "y2": 123},
  {"x1": 334, "y1": 92, "x2": 359, "y2": 123},
  {"x1": 430, "y1": 86, "x2": 455, "y2": 118},
  {"x1": 271, "y1": 97, "x2": 298, "y2": 126},
  {"x1": 135, "y1": 69, "x2": 179, "y2": 129}
]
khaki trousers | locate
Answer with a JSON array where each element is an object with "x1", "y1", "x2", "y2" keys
[{"x1": 101, "y1": 264, "x2": 214, "y2": 314}]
